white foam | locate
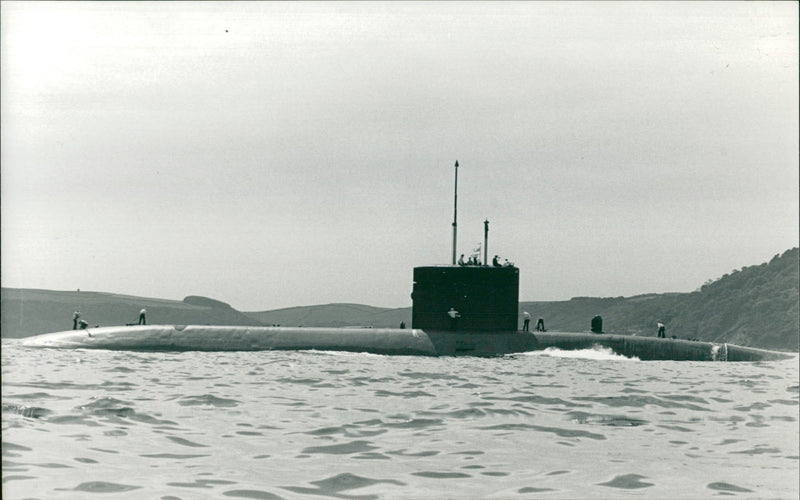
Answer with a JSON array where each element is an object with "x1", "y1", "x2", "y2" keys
[
  {"x1": 302, "y1": 349, "x2": 388, "y2": 358},
  {"x1": 522, "y1": 346, "x2": 640, "y2": 361}
]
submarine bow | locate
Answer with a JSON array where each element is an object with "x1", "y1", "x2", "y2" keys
[{"x1": 23, "y1": 325, "x2": 439, "y2": 356}]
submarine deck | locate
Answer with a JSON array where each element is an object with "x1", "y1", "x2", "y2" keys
[{"x1": 21, "y1": 325, "x2": 793, "y2": 362}]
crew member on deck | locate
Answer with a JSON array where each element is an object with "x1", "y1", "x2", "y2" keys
[
  {"x1": 73, "y1": 311, "x2": 80, "y2": 330},
  {"x1": 138, "y1": 308, "x2": 147, "y2": 325},
  {"x1": 447, "y1": 308, "x2": 460, "y2": 330},
  {"x1": 492, "y1": 255, "x2": 501, "y2": 267},
  {"x1": 78, "y1": 319, "x2": 88, "y2": 329},
  {"x1": 536, "y1": 317, "x2": 546, "y2": 332},
  {"x1": 458, "y1": 254, "x2": 466, "y2": 266},
  {"x1": 657, "y1": 322, "x2": 666, "y2": 338},
  {"x1": 523, "y1": 311, "x2": 531, "y2": 332}
]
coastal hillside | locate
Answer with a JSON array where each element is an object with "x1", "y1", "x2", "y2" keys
[
  {"x1": 520, "y1": 248, "x2": 799, "y2": 351},
  {"x1": 0, "y1": 290, "x2": 261, "y2": 338},
  {"x1": 670, "y1": 247, "x2": 798, "y2": 350},
  {"x1": 3, "y1": 248, "x2": 797, "y2": 350},
  {"x1": 244, "y1": 303, "x2": 412, "y2": 329}
]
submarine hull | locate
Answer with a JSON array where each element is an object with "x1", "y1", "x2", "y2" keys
[{"x1": 21, "y1": 325, "x2": 793, "y2": 361}]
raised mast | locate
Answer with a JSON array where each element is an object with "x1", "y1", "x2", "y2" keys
[
  {"x1": 451, "y1": 160, "x2": 459, "y2": 265},
  {"x1": 484, "y1": 219, "x2": 489, "y2": 266}
]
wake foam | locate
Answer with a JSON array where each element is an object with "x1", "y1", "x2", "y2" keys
[{"x1": 522, "y1": 346, "x2": 639, "y2": 361}]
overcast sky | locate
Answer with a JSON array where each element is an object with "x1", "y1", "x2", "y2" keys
[{"x1": 2, "y1": 1, "x2": 797, "y2": 311}]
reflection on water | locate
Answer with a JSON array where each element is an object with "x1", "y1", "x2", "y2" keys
[{"x1": 2, "y1": 340, "x2": 798, "y2": 499}]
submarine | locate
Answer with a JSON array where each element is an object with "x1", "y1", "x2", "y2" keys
[
  {"x1": 21, "y1": 162, "x2": 793, "y2": 361},
  {"x1": 21, "y1": 264, "x2": 792, "y2": 361}
]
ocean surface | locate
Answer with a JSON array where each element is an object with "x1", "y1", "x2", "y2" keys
[{"x1": 2, "y1": 340, "x2": 798, "y2": 499}]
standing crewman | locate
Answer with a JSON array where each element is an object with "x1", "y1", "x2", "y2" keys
[
  {"x1": 657, "y1": 322, "x2": 666, "y2": 338},
  {"x1": 72, "y1": 311, "x2": 81, "y2": 330},
  {"x1": 138, "y1": 308, "x2": 147, "y2": 325},
  {"x1": 447, "y1": 308, "x2": 460, "y2": 330},
  {"x1": 522, "y1": 311, "x2": 531, "y2": 332}
]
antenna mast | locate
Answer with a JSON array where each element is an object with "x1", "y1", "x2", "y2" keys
[
  {"x1": 484, "y1": 219, "x2": 489, "y2": 266},
  {"x1": 452, "y1": 160, "x2": 459, "y2": 265}
]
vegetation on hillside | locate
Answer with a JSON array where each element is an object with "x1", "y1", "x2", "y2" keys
[
  {"x1": 0, "y1": 291, "x2": 261, "y2": 338},
  {"x1": 519, "y1": 248, "x2": 798, "y2": 350},
  {"x1": 671, "y1": 248, "x2": 799, "y2": 350},
  {"x1": 244, "y1": 303, "x2": 411, "y2": 328}
]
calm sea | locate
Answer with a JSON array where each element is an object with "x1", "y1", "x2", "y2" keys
[{"x1": 2, "y1": 340, "x2": 798, "y2": 499}]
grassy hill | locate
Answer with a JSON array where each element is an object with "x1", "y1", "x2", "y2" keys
[
  {"x1": 520, "y1": 248, "x2": 799, "y2": 351},
  {"x1": 244, "y1": 303, "x2": 411, "y2": 329},
  {"x1": 3, "y1": 248, "x2": 797, "y2": 350},
  {"x1": 669, "y1": 248, "x2": 799, "y2": 350},
  {"x1": 0, "y1": 290, "x2": 261, "y2": 338}
]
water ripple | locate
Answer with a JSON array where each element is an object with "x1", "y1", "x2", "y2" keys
[
  {"x1": 166, "y1": 436, "x2": 209, "y2": 447},
  {"x1": 222, "y1": 489, "x2": 285, "y2": 499},
  {"x1": 177, "y1": 394, "x2": 240, "y2": 407},
  {"x1": 76, "y1": 396, "x2": 135, "y2": 417},
  {"x1": 478, "y1": 423, "x2": 607, "y2": 440},
  {"x1": 64, "y1": 481, "x2": 142, "y2": 493},
  {"x1": 597, "y1": 474, "x2": 654, "y2": 489},
  {"x1": 140, "y1": 453, "x2": 210, "y2": 459},
  {"x1": 707, "y1": 481, "x2": 754, "y2": 493},
  {"x1": 412, "y1": 471, "x2": 472, "y2": 479},
  {"x1": 567, "y1": 411, "x2": 649, "y2": 427},
  {"x1": 573, "y1": 395, "x2": 710, "y2": 411},
  {"x1": 2, "y1": 403, "x2": 52, "y2": 419},
  {"x1": 282, "y1": 472, "x2": 405, "y2": 498},
  {"x1": 301, "y1": 440, "x2": 377, "y2": 455}
]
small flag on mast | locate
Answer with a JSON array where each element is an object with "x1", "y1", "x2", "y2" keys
[{"x1": 470, "y1": 242, "x2": 482, "y2": 263}]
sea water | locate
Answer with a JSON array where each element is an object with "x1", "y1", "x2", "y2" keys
[{"x1": 2, "y1": 340, "x2": 798, "y2": 499}]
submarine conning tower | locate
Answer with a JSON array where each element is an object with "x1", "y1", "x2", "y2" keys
[{"x1": 411, "y1": 265, "x2": 520, "y2": 332}]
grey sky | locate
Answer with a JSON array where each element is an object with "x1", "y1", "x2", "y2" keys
[{"x1": 2, "y1": 1, "x2": 797, "y2": 311}]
